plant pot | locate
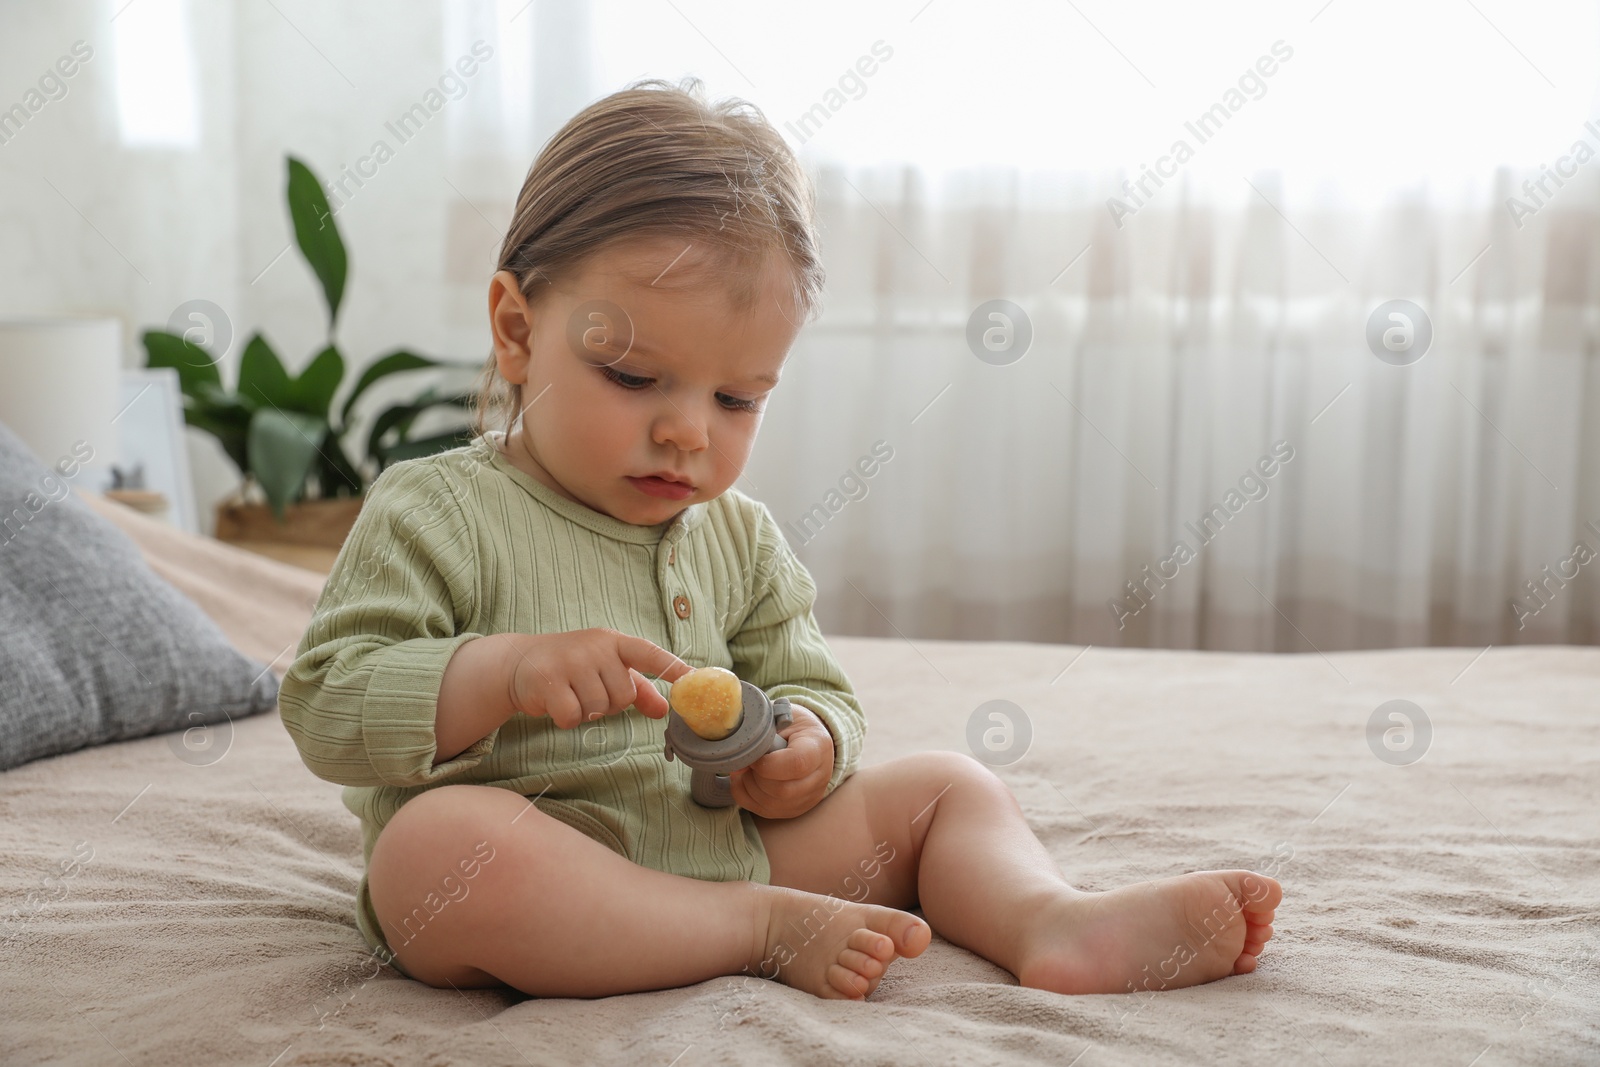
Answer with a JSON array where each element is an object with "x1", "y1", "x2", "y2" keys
[{"x1": 214, "y1": 495, "x2": 364, "y2": 574}]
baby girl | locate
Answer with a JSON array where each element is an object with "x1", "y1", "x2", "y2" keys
[{"x1": 278, "y1": 77, "x2": 1281, "y2": 1002}]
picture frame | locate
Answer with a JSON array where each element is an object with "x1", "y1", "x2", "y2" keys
[{"x1": 113, "y1": 367, "x2": 199, "y2": 535}]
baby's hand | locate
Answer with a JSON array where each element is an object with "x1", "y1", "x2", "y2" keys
[
  {"x1": 728, "y1": 702, "x2": 834, "y2": 820},
  {"x1": 507, "y1": 628, "x2": 690, "y2": 730}
]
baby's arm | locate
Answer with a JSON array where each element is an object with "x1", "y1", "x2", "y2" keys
[
  {"x1": 435, "y1": 634, "x2": 523, "y2": 762},
  {"x1": 726, "y1": 506, "x2": 866, "y2": 801},
  {"x1": 278, "y1": 461, "x2": 499, "y2": 788}
]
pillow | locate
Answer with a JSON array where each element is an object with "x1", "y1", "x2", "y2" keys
[{"x1": 0, "y1": 419, "x2": 279, "y2": 771}]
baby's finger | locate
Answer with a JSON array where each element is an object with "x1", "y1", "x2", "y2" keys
[
  {"x1": 728, "y1": 768, "x2": 757, "y2": 813},
  {"x1": 750, "y1": 730, "x2": 824, "y2": 781},
  {"x1": 731, "y1": 767, "x2": 780, "y2": 816},
  {"x1": 629, "y1": 668, "x2": 668, "y2": 718},
  {"x1": 776, "y1": 703, "x2": 816, "y2": 733},
  {"x1": 740, "y1": 767, "x2": 808, "y2": 805},
  {"x1": 544, "y1": 685, "x2": 583, "y2": 729},
  {"x1": 613, "y1": 633, "x2": 692, "y2": 683},
  {"x1": 570, "y1": 673, "x2": 614, "y2": 723},
  {"x1": 596, "y1": 659, "x2": 641, "y2": 717}
]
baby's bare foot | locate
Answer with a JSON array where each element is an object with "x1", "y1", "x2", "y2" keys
[
  {"x1": 746, "y1": 886, "x2": 931, "y2": 1000},
  {"x1": 1016, "y1": 870, "x2": 1282, "y2": 995}
]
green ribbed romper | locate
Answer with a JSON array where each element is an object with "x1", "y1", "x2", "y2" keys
[{"x1": 277, "y1": 431, "x2": 865, "y2": 974}]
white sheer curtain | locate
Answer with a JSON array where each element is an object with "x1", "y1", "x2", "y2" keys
[
  {"x1": 5, "y1": 0, "x2": 1595, "y2": 652},
  {"x1": 432, "y1": 0, "x2": 1600, "y2": 651},
  {"x1": 771, "y1": 169, "x2": 1600, "y2": 651}
]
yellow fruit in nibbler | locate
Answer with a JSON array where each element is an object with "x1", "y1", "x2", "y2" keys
[{"x1": 670, "y1": 666, "x2": 744, "y2": 741}]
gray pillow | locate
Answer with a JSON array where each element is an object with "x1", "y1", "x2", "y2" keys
[{"x1": 0, "y1": 418, "x2": 279, "y2": 771}]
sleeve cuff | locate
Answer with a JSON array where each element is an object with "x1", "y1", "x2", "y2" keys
[{"x1": 362, "y1": 632, "x2": 497, "y2": 786}]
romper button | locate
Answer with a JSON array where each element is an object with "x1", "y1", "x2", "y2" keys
[{"x1": 673, "y1": 594, "x2": 691, "y2": 619}]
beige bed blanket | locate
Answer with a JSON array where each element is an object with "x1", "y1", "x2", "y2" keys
[{"x1": 2, "y1": 495, "x2": 1595, "y2": 1065}]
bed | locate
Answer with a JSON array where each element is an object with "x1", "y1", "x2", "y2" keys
[{"x1": 3, "y1": 494, "x2": 1596, "y2": 1066}]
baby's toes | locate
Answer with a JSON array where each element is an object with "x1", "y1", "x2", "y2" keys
[
  {"x1": 1242, "y1": 922, "x2": 1273, "y2": 956},
  {"x1": 826, "y1": 962, "x2": 871, "y2": 999},
  {"x1": 849, "y1": 926, "x2": 897, "y2": 963},
  {"x1": 858, "y1": 908, "x2": 931, "y2": 960},
  {"x1": 1241, "y1": 874, "x2": 1284, "y2": 914},
  {"x1": 838, "y1": 947, "x2": 887, "y2": 982}
]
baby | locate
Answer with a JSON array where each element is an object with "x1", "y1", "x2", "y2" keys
[{"x1": 278, "y1": 76, "x2": 1281, "y2": 1002}]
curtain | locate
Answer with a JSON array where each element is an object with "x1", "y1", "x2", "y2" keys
[
  {"x1": 756, "y1": 168, "x2": 1600, "y2": 651},
  {"x1": 5, "y1": 0, "x2": 1596, "y2": 651},
  {"x1": 491, "y1": 0, "x2": 1600, "y2": 651}
]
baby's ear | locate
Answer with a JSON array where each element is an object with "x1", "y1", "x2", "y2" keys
[{"x1": 488, "y1": 270, "x2": 536, "y2": 370}]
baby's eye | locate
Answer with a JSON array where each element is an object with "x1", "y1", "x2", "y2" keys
[
  {"x1": 717, "y1": 393, "x2": 762, "y2": 414},
  {"x1": 601, "y1": 365, "x2": 763, "y2": 414},
  {"x1": 600, "y1": 366, "x2": 653, "y2": 390}
]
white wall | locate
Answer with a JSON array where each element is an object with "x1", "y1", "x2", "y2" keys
[{"x1": 0, "y1": 0, "x2": 536, "y2": 532}]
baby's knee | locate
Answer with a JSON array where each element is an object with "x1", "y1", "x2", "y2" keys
[
  {"x1": 369, "y1": 786, "x2": 527, "y2": 983},
  {"x1": 370, "y1": 789, "x2": 528, "y2": 919},
  {"x1": 376, "y1": 786, "x2": 516, "y2": 865},
  {"x1": 897, "y1": 750, "x2": 1007, "y2": 796}
]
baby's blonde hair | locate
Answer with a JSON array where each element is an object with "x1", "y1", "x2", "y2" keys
[{"x1": 471, "y1": 76, "x2": 825, "y2": 439}]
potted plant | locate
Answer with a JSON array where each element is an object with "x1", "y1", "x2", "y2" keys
[{"x1": 144, "y1": 156, "x2": 478, "y2": 551}]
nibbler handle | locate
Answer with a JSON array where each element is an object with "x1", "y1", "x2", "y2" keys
[
  {"x1": 686, "y1": 696, "x2": 795, "y2": 808},
  {"x1": 769, "y1": 696, "x2": 794, "y2": 747}
]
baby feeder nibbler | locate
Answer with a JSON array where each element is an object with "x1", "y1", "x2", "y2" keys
[{"x1": 663, "y1": 667, "x2": 794, "y2": 808}]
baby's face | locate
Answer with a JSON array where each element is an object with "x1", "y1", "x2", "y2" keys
[{"x1": 491, "y1": 237, "x2": 801, "y2": 526}]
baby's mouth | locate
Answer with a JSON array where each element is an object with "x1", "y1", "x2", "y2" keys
[{"x1": 626, "y1": 474, "x2": 696, "y2": 501}]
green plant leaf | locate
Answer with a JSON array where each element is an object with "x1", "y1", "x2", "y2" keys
[
  {"x1": 366, "y1": 391, "x2": 474, "y2": 465},
  {"x1": 196, "y1": 381, "x2": 254, "y2": 414},
  {"x1": 290, "y1": 344, "x2": 345, "y2": 419},
  {"x1": 374, "y1": 427, "x2": 477, "y2": 466},
  {"x1": 142, "y1": 330, "x2": 222, "y2": 397},
  {"x1": 286, "y1": 156, "x2": 347, "y2": 330},
  {"x1": 183, "y1": 404, "x2": 251, "y2": 474},
  {"x1": 337, "y1": 349, "x2": 446, "y2": 429},
  {"x1": 388, "y1": 385, "x2": 448, "y2": 440},
  {"x1": 238, "y1": 333, "x2": 295, "y2": 411},
  {"x1": 315, "y1": 432, "x2": 363, "y2": 498},
  {"x1": 247, "y1": 407, "x2": 324, "y2": 521},
  {"x1": 364, "y1": 393, "x2": 434, "y2": 463}
]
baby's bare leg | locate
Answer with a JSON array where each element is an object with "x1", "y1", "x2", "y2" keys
[
  {"x1": 754, "y1": 751, "x2": 1070, "y2": 972},
  {"x1": 754, "y1": 752, "x2": 1282, "y2": 995},
  {"x1": 367, "y1": 784, "x2": 928, "y2": 999}
]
